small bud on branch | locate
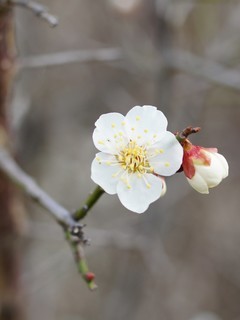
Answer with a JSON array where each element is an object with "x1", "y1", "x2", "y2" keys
[
  {"x1": 175, "y1": 126, "x2": 201, "y2": 143},
  {"x1": 85, "y1": 272, "x2": 96, "y2": 282}
]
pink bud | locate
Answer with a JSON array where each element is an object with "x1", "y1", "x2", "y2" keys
[
  {"x1": 182, "y1": 141, "x2": 228, "y2": 194},
  {"x1": 85, "y1": 272, "x2": 95, "y2": 282}
]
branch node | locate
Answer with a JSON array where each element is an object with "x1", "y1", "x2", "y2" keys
[{"x1": 69, "y1": 224, "x2": 90, "y2": 245}]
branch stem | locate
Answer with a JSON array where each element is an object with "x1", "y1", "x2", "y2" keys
[
  {"x1": 0, "y1": 147, "x2": 77, "y2": 228},
  {"x1": 65, "y1": 230, "x2": 97, "y2": 290},
  {"x1": 0, "y1": 147, "x2": 97, "y2": 289},
  {"x1": 0, "y1": 0, "x2": 58, "y2": 27},
  {"x1": 73, "y1": 186, "x2": 105, "y2": 221},
  {"x1": 175, "y1": 126, "x2": 201, "y2": 144}
]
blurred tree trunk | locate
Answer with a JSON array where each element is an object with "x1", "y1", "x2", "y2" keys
[{"x1": 0, "y1": 6, "x2": 22, "y2": 320}]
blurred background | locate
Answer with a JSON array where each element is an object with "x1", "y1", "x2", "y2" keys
[{"x1": 8, "y1": 0, "x2": 240, "y2": 319}]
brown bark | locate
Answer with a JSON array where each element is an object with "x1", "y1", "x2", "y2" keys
[{"x1": 0, "y1": 6, "x2": 22, "y2": 320}]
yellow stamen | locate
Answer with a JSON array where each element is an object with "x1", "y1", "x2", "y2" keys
[{"x1": 116, "y1": 141, "x2": 152, "y2": 175}]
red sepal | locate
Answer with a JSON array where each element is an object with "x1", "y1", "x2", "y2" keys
[{"x1": 182, "y1": 142, "x2": 213, "y2": 179}]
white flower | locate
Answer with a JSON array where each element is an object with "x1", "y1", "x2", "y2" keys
[
  {"x1": 91, "y1": 105, "x2": 183, "y2": 213},
  {"x1": 182, "y1": 142, "x2": 229, "y2": 194}
]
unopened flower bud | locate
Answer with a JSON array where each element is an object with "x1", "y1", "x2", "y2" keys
[
  {"x1": 182, "y1": 141, "x2": 228, "y2": 194},
  {"x1": 85, "y1": 272, "x2": 95, "y2": 282}
]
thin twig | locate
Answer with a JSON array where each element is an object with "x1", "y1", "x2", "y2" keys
[
  {"x1": 66, "y1": 230, "x2": 97, "y2": 290},
  {"x1": 164, "y1": 49, "x2": 240, "y2": 91},
  {"x1": 18, "y1": 48, "x2": 123, "y2": 69},
  {"x1": 0, "y1": 0, "x2": 58, "y2": 27},
  {"x1": 18, "y1": 46, "x2": 240, "y2": 91},
  {"x1": 73, "y1": 186, "x2": 105, "y2": 221},
  {"x1": 175, "y1": 126, "x2": 201, "y2": 143},
  {"x1": 0, "y1": 147, "x2": 76, "y2": 228},
  {"x1": 0, "y1": 147, "x2": 97, "y2": 289}
]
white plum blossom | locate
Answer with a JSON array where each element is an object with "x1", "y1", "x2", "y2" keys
[
  {"x1": 182, "y1": 142, "x2": 229, "y2": 194},
  {"x1": 91, "y1": 105, "x2": 183, "y2": 213}
]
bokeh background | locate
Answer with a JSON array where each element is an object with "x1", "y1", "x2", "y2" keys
[{"x1": 10, "y1": 0, "x2": 240, "y2": 319}]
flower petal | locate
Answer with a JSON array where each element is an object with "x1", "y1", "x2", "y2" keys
[
  {"x1": 93, "y1": 112, "x2": 128, "y2": 154},
  {"x1": 194, "y1": 156, "x2": 223, "y2": 188},
  {"x1": 93, "y1": 128, "x2": 122, "y2": 154},
  {"x1": 148, "y1": 131, "x2": 183, "y2": 176},
  {"x1": 91, "y1": 152, "x2": 123, "y2": 194},
  {"x1": 160, "y1": 177, "x2": 167, "y2": 197},
  {"x1": 116, "y1": 173, "x2": 163, "y2": 213},
  {"x1": 187, "y1": 173, "x2": 209, "y2": 194},
  {"x1": 214, "y1": 153, "x2": 229, "y2": 179},
  {"x1": 187, "y1": 152, "x2": 227, "y2": 193},
  {"x1": 125, "y1": 105, "x2": 168, "y2": 145}
]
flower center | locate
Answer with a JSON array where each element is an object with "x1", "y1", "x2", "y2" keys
[{"x1": 117, "y1": 141, "x2": 153, "y2": 174}]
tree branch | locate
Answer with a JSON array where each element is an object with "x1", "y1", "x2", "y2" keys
[
  {"x1": 0, "y1": 0, "x2": 58, "y2": 27},
  {"x1": 65, "y1": 230, "x2": 97, "y2": 290},
  {"x1": 164, "y1": 49, "x2": 240, "y2": 91},
  {"x1": 0, "y1": 147, "x2": 76, "y2": 228},
  {"x1": 18, "y1": 48, "x2": 122, "y2": 69},
  {"x1": 18, "y1": 46, "x2": 240, "y2": 91},
  {"x1": 0, "y1": 146, "x2": 97, "y2": 289}
]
